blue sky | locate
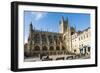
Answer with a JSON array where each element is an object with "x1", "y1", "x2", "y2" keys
[{"x1": 24, "y1": 11, "x2": 90, "y2": 43}]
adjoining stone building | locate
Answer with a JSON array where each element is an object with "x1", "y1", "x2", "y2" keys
[
  {"x1": 24, "y1": 16, "x2": 91, "y2": 58},
  {"x1": 72, "y1": 28, "x2": 91, "y2": 55}
]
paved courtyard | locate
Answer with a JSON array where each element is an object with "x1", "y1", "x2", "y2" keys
[{"x1": 24, "y1": 54, "x2": 90, "y2": 62}]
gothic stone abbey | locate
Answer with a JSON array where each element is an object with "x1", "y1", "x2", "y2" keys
[{"x1": 24, "y1": 16, "x2": 91, "y2": 60}]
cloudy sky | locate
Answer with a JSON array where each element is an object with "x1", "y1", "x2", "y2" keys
[{"x1": 24, "y1": 11, "x2": 90, "y2": 43}]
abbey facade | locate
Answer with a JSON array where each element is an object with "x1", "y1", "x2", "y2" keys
[{"x1": 24, "y1": 16, "x2": 91, "y2": 58}]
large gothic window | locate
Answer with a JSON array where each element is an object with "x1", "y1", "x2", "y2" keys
[
  {"x1": 54, "y1": 35, "x2": 60, "y2": 44},
  {"x1": 59, "y1": 36, "x2": 63, "y2": 42},
  {"x1": 34, "y1": 46, "x2": 40, "y2": 51},
  {"x1": 48, "y1": 35, "x2": 53, "y2": 44},
  {"x1": 54, "y1": 35, "x2": 57, "y2": 44},
  {"x1": 42, "y1": 46, "x2": 48, "y2": 51},
  {"x1": 88, "y1": 47, "x2": 90, "y2": 52},
  {"x1": 56, "y1": 46, "x2": 60, "y2": 50},
  {"x1": 34, "y1": 34, "x2": 40, "y2": 44},
  {"x1": 62, "y1": 46, "x2": 66, "y2": 50},
  {"x1": 42, "y1": 34, "x2": 47, "y2": 44},
  {"x1": 49, "y1": 46, "x2": 54, "y2": 51}
]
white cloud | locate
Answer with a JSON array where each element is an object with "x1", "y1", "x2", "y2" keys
[
  {"x1": 31, "y1": 12, "x2": 47, "y2": 21},
  {"x1": 24, "y1": 35, "x2": 28, "y2": 43},
  {"x1": 24, "y1": 39, "x2": 27, "y2": 43}
]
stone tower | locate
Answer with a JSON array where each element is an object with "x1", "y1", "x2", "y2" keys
[
  {"x1": 59, "y1": 16, "x2": 72, "y2": 52},
  {"x1": 59, "y1": 16, "x2": 69, "y2": 33},
  {"x1": 59, "y1": 16, "x2": 65, "y2": 33},
  {"x1": 63, "y1": 18, "x2": 72, "y2": 52}
]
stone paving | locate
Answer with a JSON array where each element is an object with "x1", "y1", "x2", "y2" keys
[{"x1": 24, "y1": 54, "x2": 90, "y2": 62}]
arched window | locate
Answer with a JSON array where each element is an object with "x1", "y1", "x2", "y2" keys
[
  {"x1": 88, "y1": 47, "x2": 90, "y2": 52},
  {"x1": 49, "y1": 46, "x2": 54, "y2": 51},
  {"x1": 42, "y1": 46, "x2": 48, "y2": 51},
  {"x1": 48, "y1": 35, "x2": 53, "y2": 44},
  {"x1": 59, "y1": 36, "x2": 62, "y2": 42},
  {"x1": 74, "y1": 50, "x2": 76, "y2": 53},
  {"x1": 34, "y1": 46, "x2": 40, "y2": 51},
  {"x1": 56, "y1": 46, "x2": 60, "y2": 50},
  {"x1": 54, "y1": 35, "x2": 57, "y2": 40},
  {"x1": 62, "y1": 46, "x2": 66, "y2": 50},
  {"x1": 34, "y1": 34, "x2": 40, "y2": 43},
  {"x1": 42, "y1": 34, "x2": 47, "y2": 44}
]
